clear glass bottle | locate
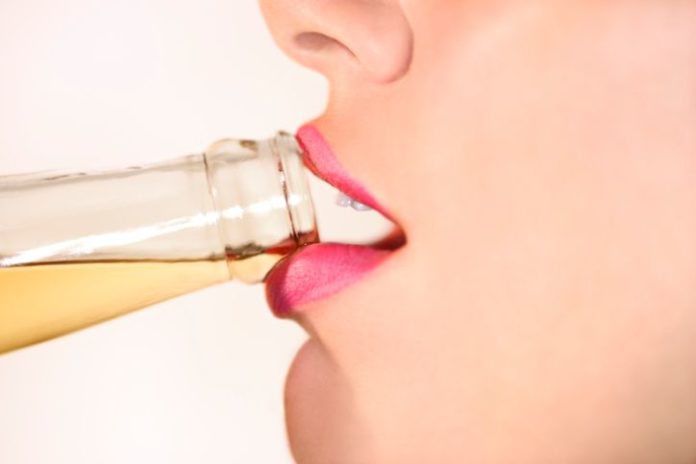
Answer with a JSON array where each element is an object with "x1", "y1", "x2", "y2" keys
[{"x1": 0, "y1": 132, "x2": 391, "y2": 354}]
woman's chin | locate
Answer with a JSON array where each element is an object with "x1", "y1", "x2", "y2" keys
[{"x1": 284, "y1": 338, "x2": 375, "y2": 464}]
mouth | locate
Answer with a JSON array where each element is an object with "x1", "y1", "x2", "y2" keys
[{"x1": 264, "y1": 124, "x2": 406, "y2": 316}]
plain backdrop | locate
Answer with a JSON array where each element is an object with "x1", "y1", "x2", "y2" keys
[{"x1": 0, "y1": 1, "x2": 328, "y2": 462}]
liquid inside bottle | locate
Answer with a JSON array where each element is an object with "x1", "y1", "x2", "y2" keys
[{"x1": 0, "y1": 259, "x2": 228, "y2": 353}]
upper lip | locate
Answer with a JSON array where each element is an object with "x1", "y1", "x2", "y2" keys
[
  {"x1": 263, "y1": 124, "x2": 406, "y2": 316},
  {"x1": 297, "y1": 125, "x2": 395, "y2": 221}
]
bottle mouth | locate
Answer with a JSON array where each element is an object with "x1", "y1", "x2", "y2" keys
[
  {"x1": 270, "y1": 132, "x2": 319, "y2": 248},
  {"x1": 203, "y1": 134, "x2": 319, "y2": 284}
]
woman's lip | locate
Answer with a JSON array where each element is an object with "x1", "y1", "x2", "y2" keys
[
  {"x1": 295, "y1": 125, "x2": 394, "y2": 220},
  {"x1": 264, "y1": 124, "x2": 402, "y2": 316},
  {"x1": 265, "y1": 243, "x2": 392, "y2": 316}
]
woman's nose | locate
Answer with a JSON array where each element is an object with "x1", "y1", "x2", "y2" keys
[{"x1": 259, "y1": 0, "x2": 413, "y2": 84}]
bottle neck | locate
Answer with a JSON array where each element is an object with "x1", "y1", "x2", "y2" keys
[{"x1": 0, "y1": 133, "x2": 319, "y2": 284}]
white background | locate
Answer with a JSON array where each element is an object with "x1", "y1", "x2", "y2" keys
[{"x1": 0, "y1": 1, "x2": 328, "y2": 462}]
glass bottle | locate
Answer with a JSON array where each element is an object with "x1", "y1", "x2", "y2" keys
[{"x1": 0, "y1": 132, "x2": 392, "y2": 354}]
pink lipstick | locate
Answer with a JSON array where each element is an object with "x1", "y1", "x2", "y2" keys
[{"x1": 264, "y1": 125, "x2": 405, "y2": 316}]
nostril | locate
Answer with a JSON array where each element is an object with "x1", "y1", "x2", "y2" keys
[
  {"x1": 294, "y1": 32, "x2": 356, "y2": 58},
  {"x1": 294, "y1": 32, "x2": 332, "y2": 52}
]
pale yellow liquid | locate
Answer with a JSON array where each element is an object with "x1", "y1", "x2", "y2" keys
[{"x1": 0, "y1": 260, "x2": 230, "y2": 354}]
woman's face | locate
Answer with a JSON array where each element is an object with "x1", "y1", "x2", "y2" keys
[{"x1": 260, "y1": 1, "x2": 696, "y2": 462}]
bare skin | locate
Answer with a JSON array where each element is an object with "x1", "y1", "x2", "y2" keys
[{"x1": 260, "y1": 1, "x2": 696, "y2": 462}]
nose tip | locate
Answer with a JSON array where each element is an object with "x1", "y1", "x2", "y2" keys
[{"x1": 260, "y1": 0, "x2": 413, "y2": 84}]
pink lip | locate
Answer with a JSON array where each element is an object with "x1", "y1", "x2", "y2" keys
[{"x1": 264, "y1": 125, "x2": 399, "y2": 316}]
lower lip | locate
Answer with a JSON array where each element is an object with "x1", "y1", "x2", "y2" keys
[
  {"x1": 264, "y1": 125, "x2": 399, "y2": 316},
  {"x1": 265, "y1": 243, "x2": 392, "y2": 316}
]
